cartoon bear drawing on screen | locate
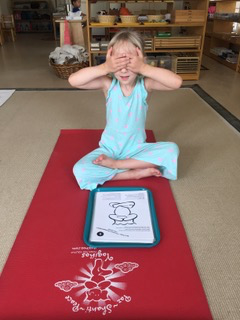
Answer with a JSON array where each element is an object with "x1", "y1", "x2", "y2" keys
[{"x1": 108, "y1": 201, "x2": 138, "y2": 225}]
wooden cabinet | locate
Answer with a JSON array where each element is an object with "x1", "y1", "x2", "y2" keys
[
  {"x1": 55, "y1": 18, "x2": 88, "y2": 47},
  {"x1": 12, "y1": 0, "x2": 52, "y2": 33},
  {"x1": 204, "y1": 0, "x2": 240, "y2": 72},
  {"x1": 85, "y1": 0, "x2": 209, "y2": 80}
]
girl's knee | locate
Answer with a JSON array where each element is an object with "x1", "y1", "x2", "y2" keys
[
  {"x1": 170, "y1": 142, "x2": 179, "y2": 156},
  {"x1": 73, "y1": 161, "x2": 87, "y2": 180}
]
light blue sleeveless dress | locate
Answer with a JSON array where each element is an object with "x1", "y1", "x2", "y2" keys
[{"x1": 73, "y1": 76, "x2": 179, "y2": 191}]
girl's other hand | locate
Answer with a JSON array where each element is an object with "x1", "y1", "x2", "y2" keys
[
  {"x1": 127, "y1": 47, "x2": 145, "y2": 74},
  {"x1": 104, "y1": 47, "x2": 129, "y2": 73}
]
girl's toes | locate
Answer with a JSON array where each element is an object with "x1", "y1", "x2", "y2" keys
[
  {"x1": 152, "y1": 168, "x2": 161, "y2": 177},
  {"x1": 93, "y1": 158, "x2": 100, "y2": 164}
]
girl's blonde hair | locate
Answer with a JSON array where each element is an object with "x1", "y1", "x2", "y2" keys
[{"x1": 108, "y1": 30, "x2": 144, "y2": 54}]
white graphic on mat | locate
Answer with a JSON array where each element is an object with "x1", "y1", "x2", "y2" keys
[
  {"x1": 115, "y1": 262, "x2": 139, "y2": 273},
  {"x1": 83, "y1": 259, "x2": 113, "y2": 302},
  {"x1": 54, "y1": 280, "x2": 79, "y2": 292},
  {"x1": 109, "y1": 201, "x2": 138, "y2": 225},
  {"x1": 54, "y1": 254, "x2": 139, "y2": 315}
]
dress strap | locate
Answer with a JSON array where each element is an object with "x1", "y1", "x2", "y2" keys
[
  {"x1": 138, "y1": 76, "x2": 148, "y2": 101},
  {"x1": 106, "y1": 77, "x2": 117, "y2": 101}
]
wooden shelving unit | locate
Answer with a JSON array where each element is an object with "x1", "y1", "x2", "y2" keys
[
  {"x1": 204, "y1": 0, "x2": 240, "y2": 73},
  {"x1": 85, "y1": 0, "x2": 209, "y2": 80},
  {"x1": 12, "y1": 0, "x2": 52, "y2": 33}
]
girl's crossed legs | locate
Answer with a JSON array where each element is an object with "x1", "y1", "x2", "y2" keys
[
  {"x1": 73, "y1": 142, "x2": 178, "y2": 190},
  {"x1": 93, "y1": 154, "x2": 162, "y2": 180}
]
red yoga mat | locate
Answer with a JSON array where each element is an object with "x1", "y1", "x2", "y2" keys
[{"x1": 0, "y1": 129, "x2": 212, "y2": 320}]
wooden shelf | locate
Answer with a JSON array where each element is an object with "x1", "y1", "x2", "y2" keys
[
  {"x1": 212, "y1": 18, "x2": 240, "y2": 22},
  {"x1": 89, "y1": 0, "x2": 192, "y2": 1},
  {"x1": 16, "y1": 30, "x2": 52, "y2": 33},
  {"x1": 204, "y1": 0, "x2": 239, "y2": 72},
  {"x1": 89, "y1": 22, "x2": 206, "y2": 28},
  {"x1": 209, "y1": 0, "x2": 237, "y2": 2},
  {"x1": 208, "y1": 52, "x2": 238, "y2": 70},
  {"x1": 179, "y1": 73, "x2": 199, "y2": 80},
  {"x1": 87, "y1": 0, "x2": 180, "y2": 2},
  {"x1": 13, "y1": 0, "x2": 52, "y2": 33},
  {"x1": 13, "y1": 8, "x2": 50, "y2": 12},
  {"x1": 206, "y1": 32, "x2": 240, "y2": 46},
  {"x1": 15, "y1": 19, "x2": 51, "y2": 22},
  {"x1": 91, "y1": 49, "x2": 201, "y2": 54},
  {"x1": 86, "y1": 0, "x2": 208, "y2": 80}
]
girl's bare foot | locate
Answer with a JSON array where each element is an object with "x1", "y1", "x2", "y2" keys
[
  {"x1": 112, "y1": 168, "x2": 162, "y2": 180},
  {"x1": 93, "y1": 154, "x2": 117, "y2": 168},
  {"x1": 93, "y1": 154, "x2": 159, "y2": 171}
]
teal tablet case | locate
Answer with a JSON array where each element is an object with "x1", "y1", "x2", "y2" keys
[{"x1": 84, "y1": 187, "x2": 160, "y2": 248}]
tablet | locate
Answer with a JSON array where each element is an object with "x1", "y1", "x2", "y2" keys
[{"x1": 84, "y1": 187, "x2": 160, "y2": 248}]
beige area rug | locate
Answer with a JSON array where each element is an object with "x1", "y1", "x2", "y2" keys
[{"x1": 0, "y1": 88, "x2": 239, "y2": 320}]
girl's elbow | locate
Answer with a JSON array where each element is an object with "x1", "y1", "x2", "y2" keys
[
  {"x1": 173, "y1": 75, "x2": 183, "y2": 89},
  {"x1": 68, "y1": 74, "x2": 75, "y2": 87}
]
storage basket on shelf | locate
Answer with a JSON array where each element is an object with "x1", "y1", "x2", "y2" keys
[
  {"x1": 147, "y1": 15, "x2": 164, "y2": 22},
  {"x1": 49, "y1": 59, "x2": 88, "y2": 79},
  {"x1": 98, "y1": 15, "x2": 116, "y2": 24},
  {"x1": 120, "y1": 15, "x2": 138, "y2": 23}
]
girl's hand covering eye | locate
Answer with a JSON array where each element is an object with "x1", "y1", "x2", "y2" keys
[
  {"x1": 104, "y1": 47, "x2": 130, "y2": 73},
  {"x1": 127, "y1": 47, "x2": 145, "y2": 74}
]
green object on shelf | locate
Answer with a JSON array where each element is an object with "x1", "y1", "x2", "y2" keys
[{"x1": 156, "y1": 32, "x2": 171, "y2": 38}]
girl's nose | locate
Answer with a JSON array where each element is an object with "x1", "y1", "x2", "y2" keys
[{"x1": 121, "y1": 67, "x2": 127, "y2": 73}]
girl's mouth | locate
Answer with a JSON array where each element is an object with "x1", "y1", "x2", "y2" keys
[{"x1": 120, "y1": 76, "x2": 130, "y2": 81}]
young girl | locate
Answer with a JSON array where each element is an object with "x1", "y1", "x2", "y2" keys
[{"x1": 69, "y1": 30, "x2": 182, "y2": 191}]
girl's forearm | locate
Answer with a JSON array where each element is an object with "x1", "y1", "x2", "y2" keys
[
  {"x1": 140, "y1": 63, "x2": 182, "y2": 89},
  {"x1": 68, "y1": 63, "x2": 108, "y2": 88}
]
